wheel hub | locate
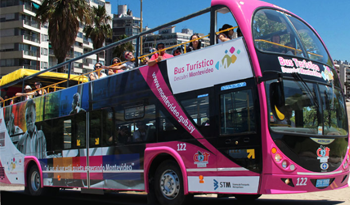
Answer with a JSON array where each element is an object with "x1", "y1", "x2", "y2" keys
[
  {"x1": 31, "y1": 171, "x2": 40, "y2": 192},
  {"x1": 160, "y1": 169, "x2": 180, "y2": 200}
]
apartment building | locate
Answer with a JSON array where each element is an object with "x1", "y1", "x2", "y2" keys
[
  {"x1": 334, "y1": 60, "x2": 350, "y2": 98},
  {"x1": 0, "y1": 0, "x2": 109, "y2": 78}
]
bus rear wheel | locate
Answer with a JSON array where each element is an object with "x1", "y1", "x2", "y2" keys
[
  {"x1": 26, "y1": 165, "x2": 44, "y2": 196},
  {"x1": 154, "y1": 160, "x2": 192, "y2": 205}
]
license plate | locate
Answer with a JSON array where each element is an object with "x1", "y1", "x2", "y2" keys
[{"x1": 316, "y1": 179, "x2": 330, "y2": 188}]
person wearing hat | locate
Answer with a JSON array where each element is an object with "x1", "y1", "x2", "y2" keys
[
  {"x1": 148, "y1": 42, "x2": 174, "y2": 66},
  {"x1": 33, "y1": 82, "x2": 47, "y2": 97},
  {"x1": 172, "y1": 46, "x2": 183, "y2": 56},
  {"x1": 15, "y1": 85, "x2": 34, "y2": 101}
]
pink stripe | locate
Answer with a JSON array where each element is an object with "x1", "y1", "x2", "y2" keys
[{"x1": 139, "y1": 65, "x2": 218, "y2": 154}]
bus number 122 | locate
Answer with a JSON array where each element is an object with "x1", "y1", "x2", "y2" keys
[
  {"x1": 296, "y1": 177, "x2": 308, "y2": 186},
  {"x1": 177, "y1": 143, "x2": 186, "y2": 151}
]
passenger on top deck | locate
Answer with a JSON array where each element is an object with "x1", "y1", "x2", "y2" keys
[
  {"x1": 140, "y1": 56, "x2": 149, "y2": 65},
  {"x1": 89, "y1": 62, "x2": 107, "y2": 81},
  {"x1": 33, "y1": 82, "x2": 47, "y2": 97},
  {"x1": 218, "y1": 24, "x2": 234, "y2": 43},
  {"x1": 105, "y1": 57, "x2": 125, "y2": 74},
  {"x1": 15, "y1": 85, "x2": 34, "y2": 101},
  {"x1": 184, "y1": 33, "x2": 201, "y2": 53},
  {"x1": 172, "y1": 46, "x2": 182, "y2": 56},
  {"x1": 122, "y1": 51, "x2": 139, "y2": 70},
  {"x1": 267, "y1": 35, "x2": 284, "y2": 53},
  {"x1": 148, "y1": 42, "x2": 174, "y2": 66}
]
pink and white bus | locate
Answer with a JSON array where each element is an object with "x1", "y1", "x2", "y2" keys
[{"x1": 0, "y1": 0, "x2": 349, "y2": 204}]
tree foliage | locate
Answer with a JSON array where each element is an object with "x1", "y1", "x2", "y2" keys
[
  {"x1": 83, "y1": 5, "x2": 112, "y2": 62},
  {"x1": 36, "y1": 0, "x2": 91, "y2": 72},
  {"x1": 113, "y1": 34, "x2": 135, "y2": 61}
]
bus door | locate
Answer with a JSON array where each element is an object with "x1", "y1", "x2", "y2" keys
[{"x1": 214, "y1": 79, "x2": 262, "y2": 173}]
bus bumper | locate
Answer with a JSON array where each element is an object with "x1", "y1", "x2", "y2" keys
[{"x1": 260, "y1": 172, "x2": 349, "y2": 194}]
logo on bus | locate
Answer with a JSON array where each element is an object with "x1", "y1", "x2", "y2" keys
[
  {"x1": 320, "y1": 163, "x2": 329, "y2": 170},
  {"x1": 215, "y1": 46, "x2": 240, "y2": 70},
  {"x1": 193, "y1": 151, "x2": 210, "y2": 167},
  {"x1": 316, "y1": 145, "x2": 330, "y2": 163}
]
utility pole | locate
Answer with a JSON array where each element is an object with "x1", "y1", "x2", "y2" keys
[{"x1": 140, "y1": 0, "x2": 143, "y2": 55}]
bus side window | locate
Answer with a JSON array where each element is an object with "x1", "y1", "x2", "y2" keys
[
  {"x1": 73, "y1": 112, "x2": 86, "y2": 148},
  {"x1": 220, "y1": 89, "x2": 256, "y2": 135},
  {"x1": 181, "y1": 94, "x2": 210, "y2": 127},
  {"x1": 114, "y1": 104, "x2": 157, "y2": 144},
  {"x1": 90, "y1": 110, "x2": 102, "y2": 147}
]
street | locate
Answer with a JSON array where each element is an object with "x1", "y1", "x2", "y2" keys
[{"x1": 1, "y1": 185, "x2": 349, "y2": 205}]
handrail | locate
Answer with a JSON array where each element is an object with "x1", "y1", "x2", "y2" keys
[
  {"x1": 254, "y1": 39, "x2": 323, "y2": 58},
  {"x1": 135, "y1": 26, "x2": 237, "y2": 60},
  {"x1": 1, "y1": 6, "x2": 212, "y2": 92},
  {"x1": 1, "y1": 24, "x2": 237, "y2": 106}
]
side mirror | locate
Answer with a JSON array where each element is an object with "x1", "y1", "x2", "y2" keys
[{"x1": 270, "y1": 81, "x2": 285, "y2": 120}]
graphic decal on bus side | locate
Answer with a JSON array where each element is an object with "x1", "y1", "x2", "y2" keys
[
  {"x1": 278, "y1": 56, "x2": 334, "y2": 82},
  {"x1": 193, "y1": 151, "x2": 210, "y2": 168},
  {"x1": 40, "y1": 154, "x2": 143, "y2": 188},
  {"x1": 188, "y1": 176, "x2": 259, "y2": 193},
  {"x1": 140, "y1": 65, "x2": 225, "y2": 158},
  {"x1": 167, "y1": 38, "x2": 253, "y2": 94},
  {"x1": 0, "y1": 108, "x2": 25, "y2": 184}
]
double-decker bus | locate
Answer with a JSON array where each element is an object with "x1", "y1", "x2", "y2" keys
[{"x1": 0, "y1": 0, "x2": 349, "y2": 204}]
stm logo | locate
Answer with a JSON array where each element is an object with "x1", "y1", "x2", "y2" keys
[{"x1": 213, "y1": 179, "x2": 218, "y2": 190}]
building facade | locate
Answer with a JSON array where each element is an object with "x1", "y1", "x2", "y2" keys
[
  {"x1": 106, "y1": 5, "x2": 140, "y2": 64},
  {"x1": 0, "y1": 0, "x2": 109, "y2": 78},
  {"x1": 334, "y1": 60, "x2": 350, "y2": 98}
]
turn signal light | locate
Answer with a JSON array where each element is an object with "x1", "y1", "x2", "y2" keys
[{"x1": 271, "y1": 147, "x2": 277, "y2": 154}]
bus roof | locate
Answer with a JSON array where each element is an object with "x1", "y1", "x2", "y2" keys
[{"x1": 0, "y1": 68, "x2": 88, "y2": 88}]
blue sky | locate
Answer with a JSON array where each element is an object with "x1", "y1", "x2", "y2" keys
[{"x1": 111, "y1": 0, "x2": 350, "y2": 62}]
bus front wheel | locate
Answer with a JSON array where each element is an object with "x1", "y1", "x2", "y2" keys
[{"x1": 154, "y1": 160, "x2": 192, "y2": 205}]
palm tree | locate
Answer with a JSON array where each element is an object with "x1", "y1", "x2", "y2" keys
[
  {"x1": 113, "y1": 34, "x2": 135, "y2": 61},
  {"x1": 83, "y1": 5, "x2": 112, "y2": 62},
  {"x1": 36, "y1": 0, "x2": 91, "y2": 73}
]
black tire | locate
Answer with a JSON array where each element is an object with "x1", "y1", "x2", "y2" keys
[
  {"x1": 235, "y1": 194, "x2": 261, "y2": 200},
  {"x1": 26, "y1": 165, "x2": 46, "y2": 196},
  {"x1": 154, "y1": 160, "x2": 192, "y2": 205}
]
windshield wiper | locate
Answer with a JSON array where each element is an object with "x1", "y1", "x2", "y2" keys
[{"x1": 291, "y1": 72, "x2": 320, "y2": 109}]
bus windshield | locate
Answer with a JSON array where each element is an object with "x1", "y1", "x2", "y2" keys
[
  {"x1": 253, "y1": 9, "x2": 332, "y2": 67},
  {"x1": 267, "y1": 79, "x2": 348, "y2": 136}
]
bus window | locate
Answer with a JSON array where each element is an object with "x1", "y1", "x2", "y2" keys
[
  {"x1": 63, "y1": 119, "x2": 72, "y2": 149},
  {"x1": 90, "y1": 110, "x2": 101, "y2": 147},
  {"x1": 253, "y1": 9, "x2": 303, "y2": 56},
  {"x1": 73, "y1": 113, "x2": 86, "y2": 148},
  {"x1": 214, "y1": 6, "x2": 239, "y2": 44},
  {"x1": 220, "y1": 89, "x2": 256, "y2": 135},
  {"x1": 181, "y1": 94, "x2": 210, "y2": 127},
  {"x1": 114, "y1": 104, "x2": 156, "y2": 143},
  {"x1": 287, "y1": 15, "x2": 332, "y2": 66}
]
